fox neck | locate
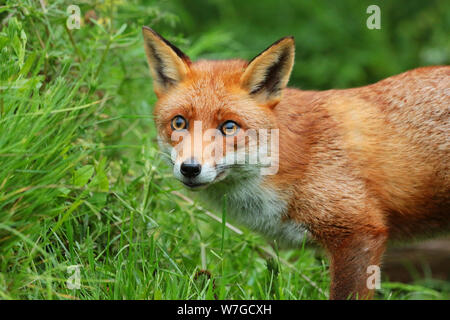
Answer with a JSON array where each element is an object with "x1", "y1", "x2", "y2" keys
[{"x1": 200, "y1": 170, "x2": 308, "y2": 247}]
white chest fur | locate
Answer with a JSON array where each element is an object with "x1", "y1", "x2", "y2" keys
[{"x1": 201, "y1": 176, "x2": 307, "y2": 248}]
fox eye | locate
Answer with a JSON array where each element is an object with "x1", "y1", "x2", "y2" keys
[
  {"x1": 220, "y1": 121, "x2": 239, "y2": 136},
  {"x1": 171, "y1": 116, "x2": 187, "y2": 131}
]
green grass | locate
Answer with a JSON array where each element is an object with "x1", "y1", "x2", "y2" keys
[{"x1": 0, "y1": 0, "x2": 448, "y2": 300}]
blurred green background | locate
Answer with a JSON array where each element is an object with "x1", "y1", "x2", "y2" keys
[{"x1": 159, "y1": 0, "x2": 449, "y2": 89}]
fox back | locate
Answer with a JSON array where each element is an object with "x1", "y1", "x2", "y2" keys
[{"x1": 272, "y1": 67, "x2": 449, "y2": 240}]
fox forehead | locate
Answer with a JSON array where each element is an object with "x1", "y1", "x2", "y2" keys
[
  {"x1": 154, "y1": 59, "x2": 246, "y2": 117},
  {"x1": 189, "y1": 59, "x2": 248, "y2": 84},
  {"x1": 153, "y1": 59, "x2": 275, "y2": 135}
]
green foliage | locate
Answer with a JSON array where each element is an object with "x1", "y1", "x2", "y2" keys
[
  {"x1": 164, "y1": 0, "x2": 450, "y2": 89},
  {"x1": 0, "y1": 0, "x2": 447, "y2": 300}
]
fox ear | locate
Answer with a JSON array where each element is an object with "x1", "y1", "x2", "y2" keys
[
  {"x1": 142, "y1": 26, "x2": 191, "y2": 97},
  {"x1": 241, "y1": 37, "x2": 295, "y2": 106}
]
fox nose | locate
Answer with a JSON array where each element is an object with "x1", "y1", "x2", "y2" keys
[{"x1": 180, "y1": 158, "x2": 201, "y2": 178}]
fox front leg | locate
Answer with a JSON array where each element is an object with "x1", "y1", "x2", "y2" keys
[{"x1": 325, "y1": 231, "x2": 387, "y2": 300}]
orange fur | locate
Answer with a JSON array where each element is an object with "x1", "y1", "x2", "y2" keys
[{"x1": 143, "y1": 27, "x2": 450, "y2": 299}]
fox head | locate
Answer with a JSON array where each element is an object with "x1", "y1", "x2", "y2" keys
[{"x1": 143, "y1": 27, "x2": 295, "y2": 190}]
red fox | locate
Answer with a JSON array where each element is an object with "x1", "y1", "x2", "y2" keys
[{"x1": 142, "y1": 26, "x2": 450, "y2": 299}]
